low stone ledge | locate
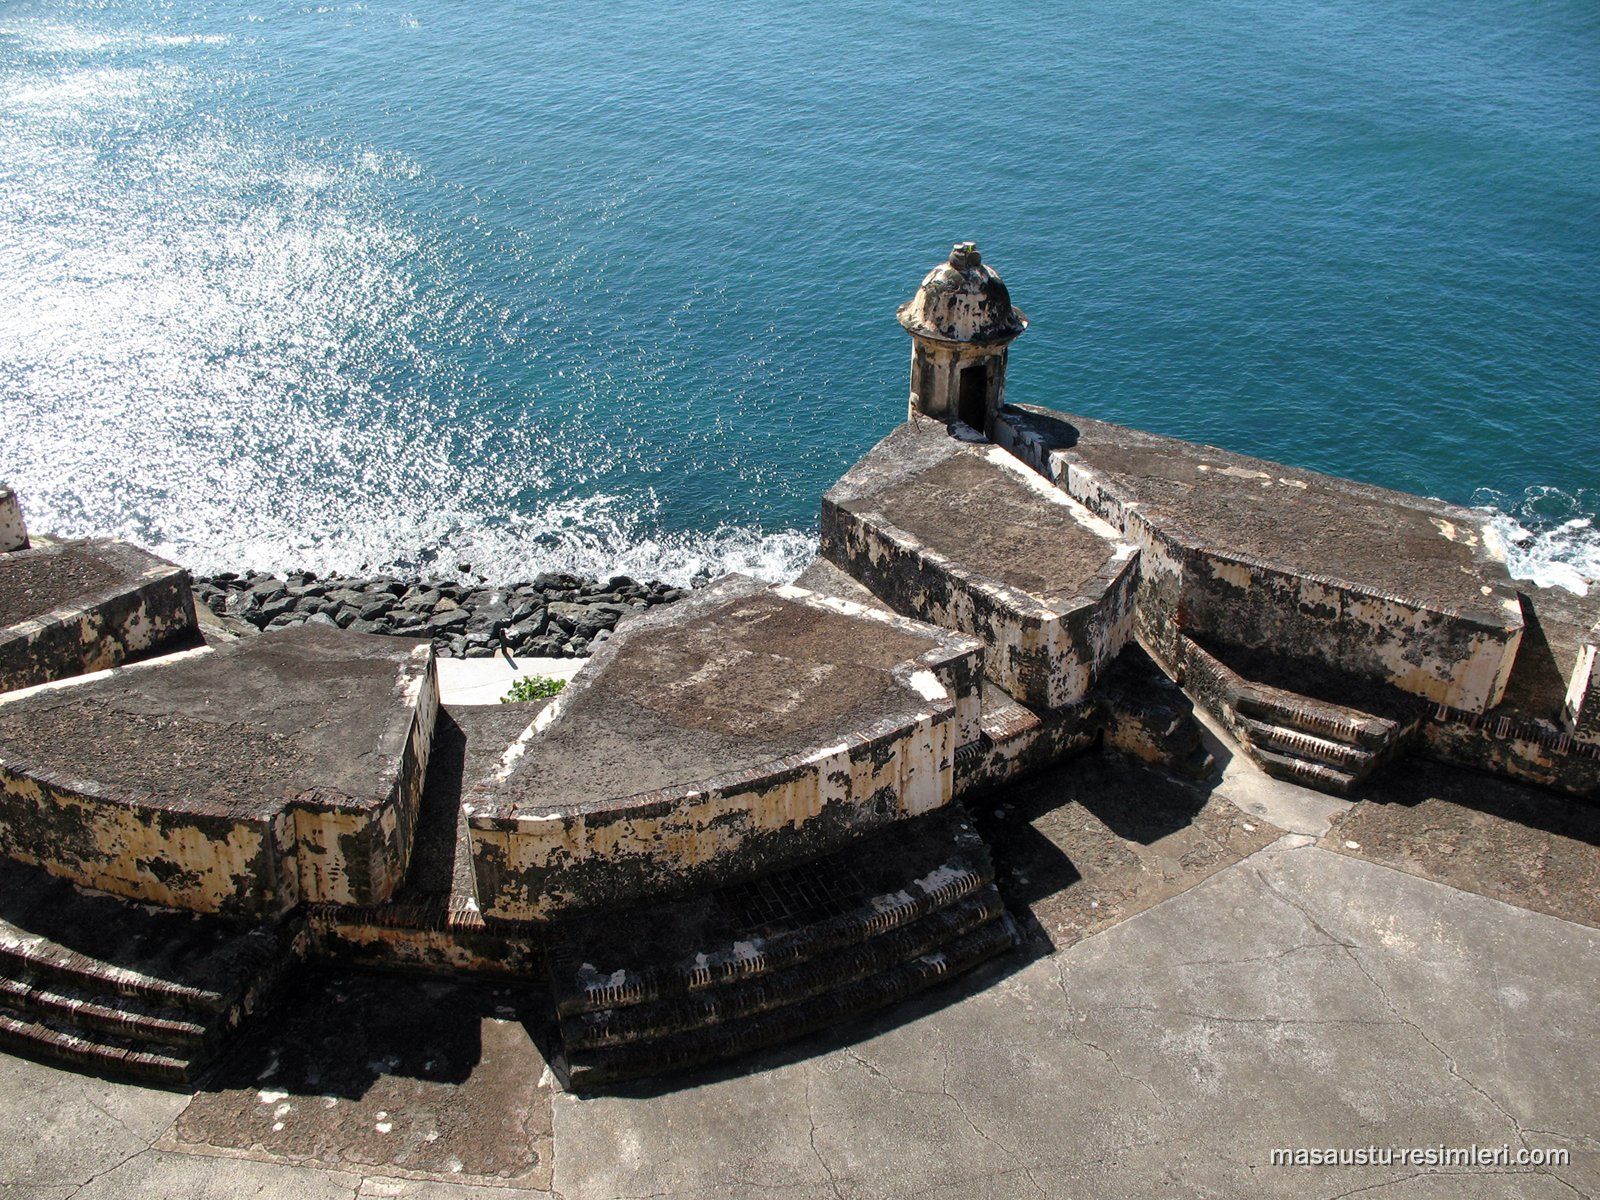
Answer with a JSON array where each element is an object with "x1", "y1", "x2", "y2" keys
[
  {"x1": 464, "y1": 576, "x2": 984, "y2": 922},
  {"x1": 0, "y1": 539, "x2": 198, "y2": 693}
]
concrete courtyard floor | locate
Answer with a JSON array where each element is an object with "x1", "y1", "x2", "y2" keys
[{"x1": 1, "y1": 731, "x2": 1595, "y2": 1200}]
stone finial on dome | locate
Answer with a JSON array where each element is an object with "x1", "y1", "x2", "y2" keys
[
  {"x1": 898, "y1": 244, "x2": 1027, "y2": 436},
  {"x1": 897, "y1": 242, "x2": 1028, "y2": 347}
]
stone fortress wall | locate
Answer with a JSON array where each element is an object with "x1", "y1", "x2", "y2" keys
[{"x1": 0, "y1": 244, "x2": 1592, "y2": 1089}]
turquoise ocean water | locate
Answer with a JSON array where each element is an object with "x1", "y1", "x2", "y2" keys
[{"x1": 2, "y1": 1, "x2": 1597, "y2": 590}]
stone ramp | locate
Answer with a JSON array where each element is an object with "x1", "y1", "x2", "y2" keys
[
  {"x1": 996, "y1": 404, "x2": 1524, "y2": 715},
  {"x1": 0, "y1": 625, "x2": 438, "y2": 917},
  {"x1": 821, "y1": 417, "x2": 1137, "y2": 711},
  {"x1": 548, "y1": 806, "x2": 1013, "y2": 1090},
  {"x1": 466, "y1": 575, "x2": 983, "y2": 921},
  {"x1": 0, "y1": 536, "x2": 198, "y2": 693},
  {"x1": 0, "y1": 857, "x2": 300, "y2": 1084},
  {"x1": 308, "y1": 703, "x2": 546, "y2": 976}
]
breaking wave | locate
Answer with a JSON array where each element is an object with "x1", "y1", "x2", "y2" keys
[{"x1": 1476, "y1": 486, "x2": 1600, "y2": 598}]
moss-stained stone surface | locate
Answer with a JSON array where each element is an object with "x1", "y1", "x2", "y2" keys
[
  {"x1": 166, "y1": 970, "x2": 553, "y2": 1190},
  {"x1": 0, "y1": 538, "x2": 198, "y2": 693},
  {"x1": 822, "y1": 417, "x2": 1136, "y2": 711},
  {"x1": 467, "y1": 576, "x2": 983, "y2": 921},
  {"x1": 1325, "y1": 758, "x2": 1600, "y2": 928},
  {"x1": 0, "y1": 625, "x2": 437, "y2": 916},
  {"x1": 996, "y1": 405, "x2": 1525, "y2": 714}
]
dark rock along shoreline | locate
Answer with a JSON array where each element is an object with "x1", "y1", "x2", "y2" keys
[{"x1": 194, "y1": 569, "x2": 689, "y2": 659}]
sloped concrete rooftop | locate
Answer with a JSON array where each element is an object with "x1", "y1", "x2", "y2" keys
[
  {"x1": 0, "y1": 624, "x2": 436, "y2": 915},
  {"x1": 466, "y1": 575, "x2": 984, "y2": 920},
  {"x1": 474, "y1": 577, "x2": 975, "y2": 817},
  {"x1": 1006, "y1": 406, "x2": 1522, "y2": 626},
  {"x1": 823, "y1": 419, "x2": 1136, "y2": 710},
  {"x1": 827, "y1": 420, "x2": 1133, "y2": 612},
  {"x1": 0, "y1": 626, "x2": 425, "y2": 819},
  {"x1": 0, "y1": 537, "x2": 197, "y2": 693},
  {"x1": 0, "y1": 542, "x2": 126, "y2": 628}
]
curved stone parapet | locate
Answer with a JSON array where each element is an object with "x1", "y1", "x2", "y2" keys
[
  {"x1": 0, "y1": 538, "x2": 198, "y2": 693},
  {"x1": 464, "y1": 575, "x2": 984, "y2": 922},
  {"x1": 820, "y1": 417, "x2": 1139, "y2": 711},
  {"x1": 0, "y1": 625, "x2": 437, "y2": 917}
]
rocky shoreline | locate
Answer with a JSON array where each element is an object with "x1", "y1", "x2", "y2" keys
[{"x1": 193, "y1": 569, "x2": 688, "y2": 658}]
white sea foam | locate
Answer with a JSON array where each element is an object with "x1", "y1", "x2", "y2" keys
[{"x1": 1475, "y1": 487, "x2": 1600, "y2": 598}]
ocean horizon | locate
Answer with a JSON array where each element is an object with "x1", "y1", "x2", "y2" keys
[{"x1": 3, "y1": 0, "x2": 1597, "y2": 594}]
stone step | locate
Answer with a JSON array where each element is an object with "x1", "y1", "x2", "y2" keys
[
  {"x1": 1250, "y1": 748, "x2": 1361, "y2": 796},
  {"x1": 955, "y1": 681, "x2": 1101, "y2": 796},
  {"x1": 562, "y1": 888, "x2": 1005, "y2": 1052},
  {"x1": 0, "y1": 974, "x2": 208, "y2": 1048},
  {"x1": 0, "y1": 859, "x2": 294, "y2": 1014},
  {"x1": 549, "y1": 807, "x2": 1014, "y2": 1089},
  {"x1": 0, "y1": 537, "x2": 198, "y2": 693},
  {"x1": 1176, "y1": 635, "x2": 1415, "y2": 795},
  {"x1": 563, "y1": 918, "x2": 1015, "y2": 1091},
  {"x1": 0, "y1": 1008, "x2": 193, "y2": 1085},
  {"x1": 549, "y1": 807, "x2": 996, "y2": 1017},
  {"x1": 0, "y1": 858, "x2": 300, "y2": 1082},
  {"x1": 1180, "y1": 636, "x2": 1401, "y2": 749},
  {"x1": 1236, "y1": 716, "x2": 1377, "y2": 774},
  {"x1": 821, "y1": 418, "x2": 1138, "y2": 711}
]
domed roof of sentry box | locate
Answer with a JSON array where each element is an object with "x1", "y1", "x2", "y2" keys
[{"x1": 897, "y1": 242, "x2": 1028, "y2": 347}]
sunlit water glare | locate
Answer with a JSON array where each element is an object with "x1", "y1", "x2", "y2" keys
[{"x1": 2, "y1": 2, "x2": 1596, "y2": 591}]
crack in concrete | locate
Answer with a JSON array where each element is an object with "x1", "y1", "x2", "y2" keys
[
  {"x1": 1171, "y1": 941, "x2": 1333, "y2": 970},
  {"x1": 934, "y1": 1028, "x2": 1025, "y2": 1166},
  {"x1": 59, "y1": 1145, "x2": 152, "y2": 1200},
  {"x1": 1052, "y1": 957, "x2": 1165, "y2": 1108},
  {"x1": 1250, "y1": 854, "x2": 1592, "y2": 1190},
  {"x1": 803, "y1": 1068, "x2": 846, "y2": 1200}
]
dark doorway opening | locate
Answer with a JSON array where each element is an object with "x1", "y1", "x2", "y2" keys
[{"x1": 958, "y1": 364, "x2": 988, "y2": 430}]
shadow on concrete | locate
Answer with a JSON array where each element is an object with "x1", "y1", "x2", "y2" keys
[
  {"x1": 405, "y1": 711, "x2": 472, "y2": 894},
  {"x1": 980, "y1": 750, "x2": 1215, "y2": 849},
  {"x1": 1349, "y1": 755, "x2": 1600, "y2": 849},
  {"x1": 968, "y1": 748, "x2": 1277, "y2": 959},
  {"x1": 197, "y1": 967, "x2": 558, "y2": 1102},
  {"x1": 576, "y1": 948, "x2": 1035, "y2": 1101},
  {"x1": 173, "y1": 966, "x2": 558, "y2": 1187},
  {"x1": 999, "y1": 404, "x2": 1081, "y2": 452},
  {"x1": 1331, "y1": 757, "x2": 1600, "y2": 929}
]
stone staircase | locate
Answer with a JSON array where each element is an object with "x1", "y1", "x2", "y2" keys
[
  {"x1": 0, "y1": 857, "x2": 301, "y2": 1084},
  {"x1": 547, "y1": 807, "x2": 1012, "y2": 1090},
  {"x1": 1178, "y1": 636, "x2": 1416, "y2": 795}
]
